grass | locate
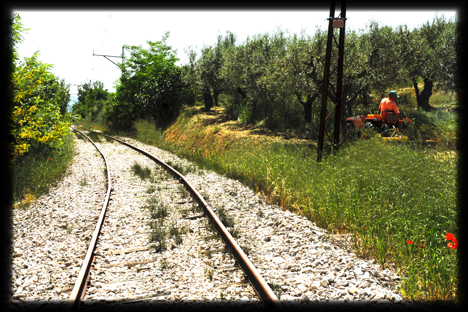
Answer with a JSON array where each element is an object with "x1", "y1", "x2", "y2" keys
[
  {"x1": 11, "y1": 134, "x2": 76, "y2": 210},
  {"x1": 159, "y1": 105, "x2": 458, "y2": 302},
  {"x1": 217, "y1": 207, "x2": 235, "y2": 229},
  {"x1": 145, "y1": 185, "x2": 188, "y2": 252},
  {"x1": 130, "y1": 162, "x2": 152, "y2": 181}
]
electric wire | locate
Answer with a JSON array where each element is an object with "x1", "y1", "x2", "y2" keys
[{"x1": 90, "y1": 9, "x2": 113, "y2": 83}]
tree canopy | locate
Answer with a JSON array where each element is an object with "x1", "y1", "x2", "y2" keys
[
  {"x1": 107, "y1": 32, "x2": 185, "y2": 129},
  {"x1": 10, "y1": 14, "x2": 73, "y2": 158},
  {"x1": 180, "y1": 14, "x2": 457, "y2": 133},
  {"x1": 72, "y1": 80, "x2": 109, "y2": 119}
]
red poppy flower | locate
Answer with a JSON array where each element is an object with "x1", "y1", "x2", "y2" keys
[
  {"x1": 406, "y1": 240, "x2": 413, "y2": 244},
  {"x1": 448, "y1": 242, "x2": 456, "y2": 249},
  {"x1": 446, "y1": 233, "x2": 459, "y2": 249},
  {"x1": 420, "y1": 244, "x2": 424, "y2": 248},
  {"x1": 49, "y1": 158, "x2": 52, "y2": 161}
]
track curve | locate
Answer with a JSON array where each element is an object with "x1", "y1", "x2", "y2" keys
[{"x1": 69, "y1": 129, "x2": 281, "y2": 310}]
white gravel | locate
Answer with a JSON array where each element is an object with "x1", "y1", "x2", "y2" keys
[{"x1": 8, "y1": 130, "x2": 422, "y2": 310}]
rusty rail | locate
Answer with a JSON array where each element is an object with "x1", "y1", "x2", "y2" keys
[
  {"x1": 68, "y1": 129, "x2": 113, "y2": 310},
  {"x1": 97, "y1": 131, "x2": 282, "y2": 309}
]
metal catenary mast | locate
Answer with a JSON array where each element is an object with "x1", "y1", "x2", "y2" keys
[
  {"x1": 92, "y1": 46, "x2": 125, "y2": 68},
  {"x1": 317, "y1": 0, "x2": 347, "y2": 162}
]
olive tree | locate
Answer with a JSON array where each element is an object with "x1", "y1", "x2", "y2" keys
[{"x1": 397, "y1": 15, "x2": 457, "y2": 111}]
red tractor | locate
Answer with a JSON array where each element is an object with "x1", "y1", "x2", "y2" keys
[{"x1": 345, "y1": 109, "x2": 414, "y2": 140}]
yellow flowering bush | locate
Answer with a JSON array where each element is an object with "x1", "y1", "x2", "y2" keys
[{"x1": 11, "y1": 51, "x2": 70, "y2": 157}]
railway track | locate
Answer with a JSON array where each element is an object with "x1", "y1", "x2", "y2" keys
[
  {"x1": 9, "y1": 128, "x2": 409, "y2": 310},
  {"x1": 69, "y1": 129, "x2": 281, "y2": 310}
]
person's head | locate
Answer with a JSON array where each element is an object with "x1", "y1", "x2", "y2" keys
[{"x1": 389, "y1": 90, "x2": 399, "y2": 101}]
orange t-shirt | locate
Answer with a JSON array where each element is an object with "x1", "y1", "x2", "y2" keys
[{"x1": 379, "y1": 98, "x2": 399, "y2": 115}]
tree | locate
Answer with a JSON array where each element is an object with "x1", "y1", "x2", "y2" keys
[
  {"x1": 9, "y1": 14, "x2": 72, "y2": 159},
  {"x1": 181, "y1": 45, "x2": 198, "y2": 106},
  {"x1": 196, "y1": 31, "x2": 237, "y2": 111},
  {"x1": 72, "y1": 80, "x2": 108, "y2": 119},
  {"x1": 397, "y1": 14, "x2": 457, "y2": 111},
  {"x1": 11, "y1": 51, "x2": 71, "y2": 157},
  {"x1": 109, "y1": 32, "x2": 185, "y2": 129},
  {"x1": 220, "y1": 32, "x2": 282, "y2": 125},
  {"x1": 277, "y1": 29, "x2": 323, "y2": 124},
  {"x1": 197, "y1": 46, "x2": 216, "y2": 111}
]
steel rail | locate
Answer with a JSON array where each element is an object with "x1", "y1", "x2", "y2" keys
[
  {"x1": 68, "y1": 129, "x2": 113, "y2": 311},
  {"x1": 95, "y1": 131, "x2": 283, "y2": 310}
]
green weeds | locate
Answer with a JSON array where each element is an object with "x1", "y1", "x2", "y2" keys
[
  {"x1": 217, "y1": 207, "x2": 235, "y2": 229},
  {"x1": 11, "y1": 134, "x2": 76, "y2": 210},
  {"x1": 131, "y1": 162, "x2": 152, "y2": 181},
  {"x1": 166, "y1": 160, "x2": 195, "y2": 176},
  {"x1": 146, "y1": 191, "x2": 187, "y2": 252},
  {"x1": 86, "y1": 131, "x2": 102, "y2": 142},
  {"x1": 133, "y1": 119, "x2": 164, "y2": 147}
]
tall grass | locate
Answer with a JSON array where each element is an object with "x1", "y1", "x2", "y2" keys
[
  {"x1": 159, "y1": 108, "x2": 458, "y2": 302},
  {"x1": 11, "y1": 134, "x2": 76, "y2": 210}
]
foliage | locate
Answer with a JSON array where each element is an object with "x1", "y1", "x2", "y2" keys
[
  {"x1": 183, "y1": 14, "x2": 457, "y2": 134},
  {"x1": 11, "y1": 51, "x2": 72, "y2": 157},
  {"x1": 10, "y1": 13, "x2": 29, "y2": 68},
  {"x1": 396, "y1": 14, "x2": 457, "y2": 110},
  {"x1": 72, "y1": 80, "x2": 109, "y2": 119},
  {"x1": 107, "y1": 32, "x2": 186, "y2": 130},
  {"x1": 196, "y1": 31, "x2": 237, "y2": 110},
  {"x1": 9, "y1": 13, "x2": 75, "y2": 159}
]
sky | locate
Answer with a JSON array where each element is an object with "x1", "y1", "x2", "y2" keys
[{"x1": 12, "y1": 10, "x2": 458, "y2": 108}]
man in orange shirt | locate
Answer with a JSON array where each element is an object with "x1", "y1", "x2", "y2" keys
[{"x1": 379, "y1": 91, "x2": 400, "y2": 123}]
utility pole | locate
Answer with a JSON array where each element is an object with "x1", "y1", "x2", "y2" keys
[
  {"x1": 93, "y1": 46, "x2": 124, "y2": 68},
  {"x1": 317, "y1": 0, "x2": 347, "y2": 162}
]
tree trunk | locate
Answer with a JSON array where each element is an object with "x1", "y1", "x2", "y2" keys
[
  {"x1": 213, "y1": 88, "x2": 221, "y2": 106},
  {"x1": 295, "y1": 91, "x2": 318, "y2": 123},
  {"x1": 237, "y1": 87, "x2": 247, "y2": 101},
  {"x1": 203, "y1": 89, "x2": 213, "y2": 111},
  {"x1": 303, "y1": 99, "x2": 312, "y2": 123},
  {"x1": 413, "y1": 78, "x2": 434, "y2": 111},
  {"x1": 420, "y1": 78, "x2": 434, "y2": 111},
  {"x1": 250, "y1": 98, "x2": 258, "y2": 124},
  {"x1": 412, "y1": 78, "x2": 422, "y2": 110}
]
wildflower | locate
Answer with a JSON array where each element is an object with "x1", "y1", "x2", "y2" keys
[
  {"x1": 421, "y1": 244, "x2": 424, "y2": 248},
  {"x1": 406, "y1": 240, "x2": 413, "y2": 245},
  {"x1": 446, "y1": 233, "x2": 455, "y2": 241},
  {"x1": 446, "y1": 233, "x2": 458, "y2": 249},
  {"x1": 448, "y1": 242, "x2": 458, "y2": 249},
  {"x1": 49, "y1": 158, "x2": 52, "y2": 161}
]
